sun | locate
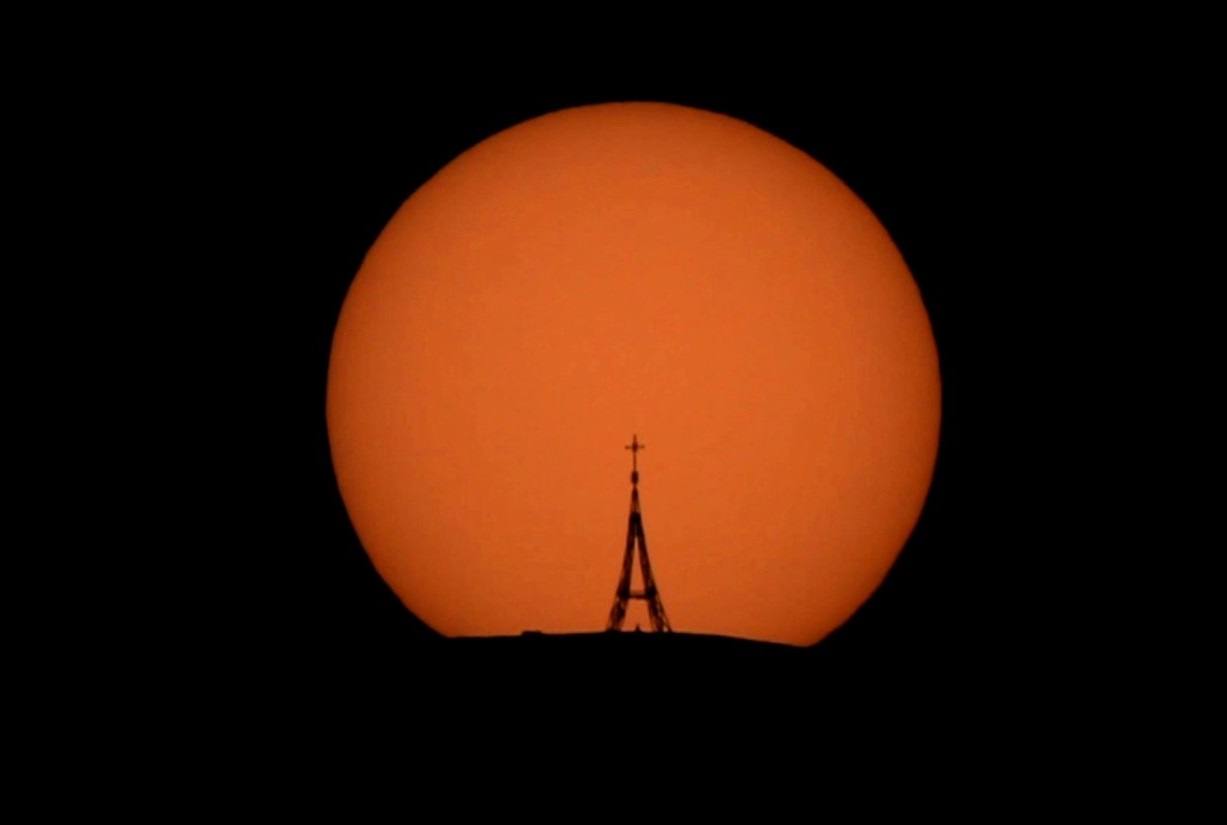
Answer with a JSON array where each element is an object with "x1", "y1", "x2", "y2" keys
[{"x1": 326, "y1": 102, "x2": 940, "y2": 646}]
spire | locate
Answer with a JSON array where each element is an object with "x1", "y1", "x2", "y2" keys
[{"x1": 606, "y1": 434, "x2": 672, "y2": 632}]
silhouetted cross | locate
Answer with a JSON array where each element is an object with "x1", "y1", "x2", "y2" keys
[{"x1": 625, "y1": 434, "x2": 645, "y2": 473}]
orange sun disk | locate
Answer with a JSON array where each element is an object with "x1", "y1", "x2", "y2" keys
[{"x1": 326, "y1": 102, "x2": 941, "y2": 646}]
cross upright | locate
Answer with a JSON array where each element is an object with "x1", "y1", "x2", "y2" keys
[{"x1": 626, "y1": 434, "x2": 644, "y2": 481}]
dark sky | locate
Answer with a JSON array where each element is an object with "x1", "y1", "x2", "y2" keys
[{"x1": 171, "y1": 70, "x2": 1090, "y2": 725}]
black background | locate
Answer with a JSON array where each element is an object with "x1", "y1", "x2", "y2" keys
[{"x1": 170, "y1": 70, "x2": 1091, "y2": 727}]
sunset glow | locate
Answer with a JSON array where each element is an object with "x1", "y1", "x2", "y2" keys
[{"x1": 326, "y1": 102, "x2": 941, "y2": 646}]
